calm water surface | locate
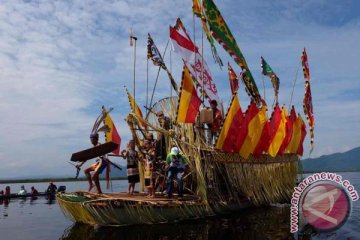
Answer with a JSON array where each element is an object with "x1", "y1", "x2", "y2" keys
[{"x1": 0, "y1": 173, "x2": 359, "y2": 240}]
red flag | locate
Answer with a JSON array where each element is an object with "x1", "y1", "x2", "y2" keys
[
  {"x1": 253, "y1": 120, "x2": 271, "y2": 158},
  {"x1": 176, "y1": 64, "x2": 202, "y2": 123},
  {"x1": 234, "y1": 101, "x2": 258, "y2": 153},
  {"x1": 215, "y1": 94, "x2": 243, "y2": 152},
  {"x1": 297, "y1": 114, "x2": 307, "y2": 156}
]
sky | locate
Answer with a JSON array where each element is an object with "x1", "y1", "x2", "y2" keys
[{"x1": 0, "y1": 0, "x2": 359, "y2": 178}]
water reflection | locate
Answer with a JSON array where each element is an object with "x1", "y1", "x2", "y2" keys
[{"x1": 60, "y1": 206, "x2": 293, "y2": 240}]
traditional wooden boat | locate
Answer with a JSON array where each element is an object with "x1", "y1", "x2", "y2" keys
[{"x1": 58, "y1": 0, "x2": 314, "y2": 226}]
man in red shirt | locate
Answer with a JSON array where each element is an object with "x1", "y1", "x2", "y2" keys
[{"x1": 208, "y1": 100, "x2": 223, "y2": 144}]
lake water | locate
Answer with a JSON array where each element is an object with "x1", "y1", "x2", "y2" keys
[{"x1": 0, "y1": 172, "x2": 359, "y2": 240}]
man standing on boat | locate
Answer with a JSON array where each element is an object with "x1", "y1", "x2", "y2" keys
[
  {"x1": 76, "y1": 133, "x2": 109, "y2": 194},
  {"x1": 121, "y1": 140, "x2": 140, "y2": 194},
  {"x1": 165, "y1": 147, "x2": 188, "y2": 200},
  {"x1": 208, "y1": 100, "x2": 223, "y2": 144}
]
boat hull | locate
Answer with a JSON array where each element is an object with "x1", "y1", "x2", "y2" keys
[{"x1": 57, "y1": 192, "x2": 250, "y2": 226}]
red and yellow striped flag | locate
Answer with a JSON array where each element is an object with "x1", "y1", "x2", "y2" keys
[
  {"x1": 215, "y1": 93, "x2": 243, "y2": 152},
  {"x1": 268, "y1": 105, "x2": 288, "y2": 157},
  {"x1": 102, "y1": 106, "x2": 121, "y2": 155},
  {"x1": 126, "y1": 89, "x2": 146, "y2": 128},
  {"x1": 278, "y1": 106, "x2": 296, "y2": 155},
  {"x1": 286, "y1": 114, "x2": 307, "y2": 156},
  {"x1": 239, "y1": 105, "x2": 268, "y2": 159},
  {"x1": 176, "y1": 64, "x2": 202, "y2": 123},
  {"x1": 253, "y1": 120, "x2": 271, "y2": 158}
]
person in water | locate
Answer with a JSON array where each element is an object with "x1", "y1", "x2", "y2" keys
[
  {"x1": 30, "y1": 186, "x2": 39, "y2": 196},
  {"x1": 77, "y1": 133, "x2": 109, "y2": 194},
  {"x1": 46, "y1": 182, "x2": 57, "y2": 194},
  {"x1": 165, "y1": 147, "x2": 188, "y2": 199},
  {"x1": 18, "y1": 185, "x2": 27, "y2": 196},
  {"x1": 121, "y1": 140, "x2": 140, "y2": 194}
]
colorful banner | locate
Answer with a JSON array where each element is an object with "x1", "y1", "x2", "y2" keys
[
  {"x1": 176, "y1": 64, "x2": 202, "y2": 123},
  {"x1": 228, "y1": 63, "x2": 239, "y2": 95},
  {"x1": 268, "y1": 105, "x2": 287, "y2": 157},
  {"x1": 202, "y1": 0, "x2": 262, "y2": 104},
  {"x1": 147, "y1": 33, "x2": 178, "y2": 93},
  {"x1": 192, "y1": 0, "x2": 223, "y2": 67},
  {"x1": 102, "y1": 106, "x2": 121, "y2": 155},
  {"x1": 278, "y1": 106, "x2": 296, "y2": 155},
  {"x1": 302, "y1": 48, "x2": 314, "y2": 152},
  {"x1": 239, "y1": 105, "x2": 268, "y2": 159},
  {"x1": 253, "y1": 119, "x2": 271, "y2": 158},
  {"x1": 261, "y1": 56, "x2": 280, "y2": 102},
  {"x1": 170, "y1": 18, "x2": 221, "y2": 106},
  {"x1": 215, "y1": 93, "x2": 243, "y2": 152},
  {"x1": 286, "y1": 114, "x2": 307, "y2": 156}
]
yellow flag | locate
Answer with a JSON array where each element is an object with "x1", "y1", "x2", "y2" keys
[{"x1": 239, "y1": 106, "x2": 268, "y2": 159}]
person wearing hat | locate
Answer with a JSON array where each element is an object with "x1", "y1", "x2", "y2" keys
[
  {"x1": 76, "y1": 132, "x2": 109, "y2": 194},
  {"x1": 165, "y1": 147, "x2": 188, "y2": 199}
]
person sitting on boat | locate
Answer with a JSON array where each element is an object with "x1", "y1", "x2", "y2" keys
[
  {"x1": 207, "y1": 100, "x2": 223, "y2": 144},
  {"x1": 18, "y1": 185, "x2": 27, "y2": 196},
  {"x1": 165, "y1": 147, "x2": 188, "y2": 199},
  {"x1": 30, "y1": 186, "x2": 39, "y2": 196},
  {"x1": 5, "y1": 186, "x2": 10, "y2": 197},
  {"x1": 121, "y1": 139, "x2": 140, "y2": 194},
  {"x1": 46, "y1": 182, "x2": 57, "y2": 195},
  {"x1": 76, "y1": 133, "x2": 109, "y2": 194}
]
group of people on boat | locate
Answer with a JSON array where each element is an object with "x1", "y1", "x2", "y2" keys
[
  {"x1": 0, "y1": 182, "x2": 59, "y2": 198},
  {"x1": 77, "y1": 100, "x2": 223, "y2": 199}
]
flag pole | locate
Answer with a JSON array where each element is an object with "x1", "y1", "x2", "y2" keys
[
  {"x1": 288, "y1": 60, "x2": 301, "y2": 110},
  {"x1": 170, "y1": 44, "x2": 173, "y2": 117},
  {"x1": 131, "y1": 30, "x2": 138, "y2": 114},
  {"x1": 146, "y1": 57, "x2": 149, "y2": 116}
]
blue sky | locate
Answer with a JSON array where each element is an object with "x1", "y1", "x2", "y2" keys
[{"x1": 0, "y1": 0, "x2": 359, "y2": 178}]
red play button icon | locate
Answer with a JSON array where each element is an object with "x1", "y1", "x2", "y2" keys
[{"x1": 301, "y1": 183, "x2": 350, "y2": 231}]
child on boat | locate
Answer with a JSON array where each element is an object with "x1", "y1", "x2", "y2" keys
[{"x1": 141, "y1": 138, "x2": 156, "y2": 198}]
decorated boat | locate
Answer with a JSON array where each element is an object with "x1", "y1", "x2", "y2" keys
[{"x1": 57, "y1": 0, "x2": 314, "y2": 226}]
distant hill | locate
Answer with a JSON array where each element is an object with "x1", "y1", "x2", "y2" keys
[{"x1": 301, "y1": 146, "x2": 360, "y2": 172}]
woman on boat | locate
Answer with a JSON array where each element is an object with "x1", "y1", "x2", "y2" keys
[{"x1": 121, "y1": 140, "x2": 140, "y2": 194}]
